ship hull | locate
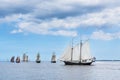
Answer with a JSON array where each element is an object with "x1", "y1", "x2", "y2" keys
[
  {"x1": 64, "y1": 61, "x2": 92, "y2": 65},
  {"x1": 36, "y1": 60, "x2": 41, "y2": 63},
  {"x1": 16, "y1": 61, "x2": 20, "y2": 63},
  {"x1": 51, "y1": 61, "x2": 56, "y2": 63},
  {"x1": 11, "y1": 61, "x2": 14, "y2": 63},
  {"x1": 16, "y1": 62, "x2": 20, "y2": 63}
]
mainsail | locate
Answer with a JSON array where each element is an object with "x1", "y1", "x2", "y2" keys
[
  {"x1": 81, "y1": 40, "x2": 92, "y2": 60},
  {"x1": 72, "y1": 44, "x2": 80, "y2": 61}
]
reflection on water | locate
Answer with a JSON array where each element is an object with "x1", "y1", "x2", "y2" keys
[{"x1": 0, "y1": 61, "x2": 120, "y2": 80}]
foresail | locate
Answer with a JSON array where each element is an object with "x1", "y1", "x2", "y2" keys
[
  {"x1": 72, "y1": 44, "x2": 80, "y2": 61},
  {"x1": 60, "y1": 44, "x2": 72, "y2": 61},
  {"x1": 81, "y1": 41, "x2": 92, "y2": 60}
]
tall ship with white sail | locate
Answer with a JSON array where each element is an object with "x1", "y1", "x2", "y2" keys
[{"x1": 60, "y1": 39, "x2": 95, "y2": 65}]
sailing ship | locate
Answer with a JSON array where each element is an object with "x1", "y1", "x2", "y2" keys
[
  {"x1": 10, "y1": 56, "x2": 15, "y2": 63},
  {"x1": 36, "y1": 53, "x2": 41, "y2": 63},
  {"x1": 60, "y1": 39, "x2": 95, "y2": 65},
  {"x1": 92, "y1": 57, "x2": 96, "y2": 62},
  {"x1": 51, "y1": 52, "x2": 56, "y2": 63},
  {"x1": 23, "y1": 53, "x2": 28, "y2": 62},
  {"x1": 16, "y1": 56, "x2": 20, "y2": 63}
]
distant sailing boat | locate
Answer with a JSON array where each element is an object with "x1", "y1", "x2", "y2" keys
[
  {"x1": 23, "y1": 53, "x2": 28, "y2": 62},
  {"x1": 16, "y1": 56, "x2": 20, "y2": 63},
  {"x1": 51, "y1": 52, "x2": 56, "y2": 63},
  {"x1": 60, "y1": 39, "x2": 95, "y2": 65},
  {"x1": 10, "y1": 56, "x2": 15, "y2": 63},
  {"x1": 36, "y1": 53, "x2": 41, "y2": 63}
]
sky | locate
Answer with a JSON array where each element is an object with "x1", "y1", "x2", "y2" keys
[{"x1": 0, "y1": 0, "x2": 120, "y2": 61}]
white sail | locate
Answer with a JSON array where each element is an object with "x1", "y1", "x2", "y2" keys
[
  {"x1": 72, "y1": 44, "x2": 80, "y2": 61},
  {"x1": 81, "y1": 40, "x2": 92, "y2": 60},
  {"x1": 51, "y1": 53, "x2": 56, "y2": 61},
  {"x1": 36, "y1": 53, "x2": 40, "y2": 61},
  {"x1": 60, "y1": 44, "x2": 72, "y2": 61},
  {"x1": 25, "y1": 56, "x2": 28, "y2": 62}
]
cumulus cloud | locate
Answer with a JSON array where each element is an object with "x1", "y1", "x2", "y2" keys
[
  {"x1": 91, "y1": 30, "x2": 120, "y2": 40},
  {"x1": 0, "y1": 0, "x2": 120, "y2": 39},
  {"x1": 11, "y1": 20, "x2": 78, "y2": 37},
  {"x1": 8, "y1": 7, "x2": 120, "y2": 37},
  {"x1": 79, "y1": 7, "x2": 120, "y2": 26}
]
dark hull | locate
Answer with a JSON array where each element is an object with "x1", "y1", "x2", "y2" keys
[
  {"x1": 36, "y1": 60, "x2": 41, "y2": 63},
  {"x1": 16, "y1": 61, "x2": 20, "y2": 63},
  {"x1": 11, "y1": 61, "x2": 14, "y2": 63},
  {"x1": 64, "y1": 61, "x2": 92, "y2": 65},
  {"x1": 51, "y1": 61, "x2": 56, "y2": 63}
]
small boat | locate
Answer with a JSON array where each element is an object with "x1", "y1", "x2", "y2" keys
[
  {"x1": 51, "y1": 52, "x2": 56, "y2": 63},
  {"x1": 16, "y1": 56, "x2": 20, "y2": 63},
  {"x1": 92, "y1": 57, "x2": 96, "y2": 62},
  {"x1": 36, "y1": 53, "x2": 41, "y2": 63},
  {"x1": 60, "y1": 39, "x2": 95, "y2": 65},
  {"x1": 10, "y1": 56, "x2": 15, "y2": 63}
]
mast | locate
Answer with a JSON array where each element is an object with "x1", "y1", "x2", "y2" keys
[
  {"x1": 79, "y1": 40, "x2": 82, "y2": 63},
  {"x1": 71, "y1": 38, "x2": 73, "y2": 61}
]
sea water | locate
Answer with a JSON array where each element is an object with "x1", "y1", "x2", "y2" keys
[{"x1": 0, "y1": 61, "x2": 120, "y2": 80}]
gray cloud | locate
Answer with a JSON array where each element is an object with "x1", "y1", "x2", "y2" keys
[
  {"x1": 0, "y1": 0, "x2": 119, "y2": 18},
  {"x1": 34, "y1": 5, "x2": 104, "y2": 19}
]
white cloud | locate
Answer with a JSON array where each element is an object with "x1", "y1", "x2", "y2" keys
[
  {"x1": 0, "y1": 0, "x2": 120, "y2": 38},
  {"x1": 91, "y1": 30, "x2": 120, "y2": 40},
  {"x1": 47, "y1": 30, "x2": 77, "y2": 37},
  {"x1": 0, "y1": 14, "x2": 22, "y2": 23},
  {"x1": 0, "y1": 7, "x2": 119, "y2": 37},
  {"x1": 20, "y1": 21, "x2": 78, "y2": 36},
  {"x1": 34, "y1": 7, "x2": 120, "y2": 29},
  {"x1": 11, "y1": 29, "x2": 23, "y2": 34},
  {"x1": 80, "y1": 7, "x2": 120, "y2": 26}
]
